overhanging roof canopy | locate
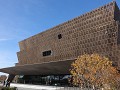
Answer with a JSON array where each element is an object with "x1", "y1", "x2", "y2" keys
[{"x1": 0, "y1": 59, "x2": 75, "y2": 75}]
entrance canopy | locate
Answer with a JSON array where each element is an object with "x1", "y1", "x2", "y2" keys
[{"x1": 0, "y1": 59, "x2": 75, "y2": 75}]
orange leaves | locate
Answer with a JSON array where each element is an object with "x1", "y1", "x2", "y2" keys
[{"x1": 70, "y1": 53, "x2": 120, "y2": 89}]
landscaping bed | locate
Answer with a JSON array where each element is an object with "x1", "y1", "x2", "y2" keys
[{"x1": 0, "y1": 86, "x2": 17, "y2": 90}]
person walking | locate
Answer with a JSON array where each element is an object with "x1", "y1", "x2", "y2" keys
[
  {"x1": 7, "y1": 81, "x2": 10, "y2": 87},
  {"x1": 5, "y1": 81, "x2": 8, "y2": 87},
  {"x1": 3, "y1": 80, "x2": 5, "y2": 87}
]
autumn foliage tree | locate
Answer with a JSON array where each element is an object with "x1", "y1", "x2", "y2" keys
[{"x1": 70, "y1": 54, "x2": 120, "y2": 89}]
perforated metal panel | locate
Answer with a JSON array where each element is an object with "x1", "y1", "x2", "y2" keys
[{"x1": 17, "y1": 1, "x2": 120, "y2": 70}]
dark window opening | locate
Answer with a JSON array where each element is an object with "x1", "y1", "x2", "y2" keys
[
  {"x1": 42, "y1": 50, "x2": 51, "y2": 56},
  {"x1": 58, "y1": 34, "x2": 62, "y2": 39}
]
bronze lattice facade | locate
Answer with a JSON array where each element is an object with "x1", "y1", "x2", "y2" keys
[{"x1": 17, "y1": 1, "x2": 120, "y2": 69}]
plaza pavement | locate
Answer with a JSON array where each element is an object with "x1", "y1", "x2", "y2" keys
[
  {"x1": 11, "y1": 83, "x2": 85, "y2": 90},
  {"x1": 11, "y1": 83, "x2": 64, "y2": 90},
  {"x1": 1, "y1": 83, "x2": 81, "y2": 90}
]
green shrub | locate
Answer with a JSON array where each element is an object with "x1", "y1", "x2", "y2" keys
[
  {"x1": 0, "y1": 86, "x2": 2, "y2": 90},
  {"x1": 0, "y1": 87, "x2": 17, "y2": 90}
]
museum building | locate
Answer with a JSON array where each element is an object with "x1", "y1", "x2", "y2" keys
[{"x1": 0, "y1": 1, "x2": 120, "y2": 85}]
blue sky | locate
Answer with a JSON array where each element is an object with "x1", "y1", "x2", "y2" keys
[{"x1": 0, "y1": 0, "x2": 120, "y2": 75}]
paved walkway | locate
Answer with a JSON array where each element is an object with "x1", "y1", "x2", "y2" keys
[
  {"x1": 11, "y1": 83, "x2": 64, "y2": 90},
  {"x1": 1, "y1": 83, "x2": 81, "y2": 90}
]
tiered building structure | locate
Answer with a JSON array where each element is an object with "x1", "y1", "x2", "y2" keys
[
  {"x1": 0, "y1": 1, "x2": 120, "y2": 85},
  {"x1": 17, "y1": 1, "x2": 120, "y2": 68}
]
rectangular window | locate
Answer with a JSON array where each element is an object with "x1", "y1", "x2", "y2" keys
[{"x1": 42, "y1": 50, "x2": 51, "y2": 56}]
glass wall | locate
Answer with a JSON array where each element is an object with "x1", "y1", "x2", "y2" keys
[{"x1": 18, "y1": 74, "x2": 71, "y2": 86}]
